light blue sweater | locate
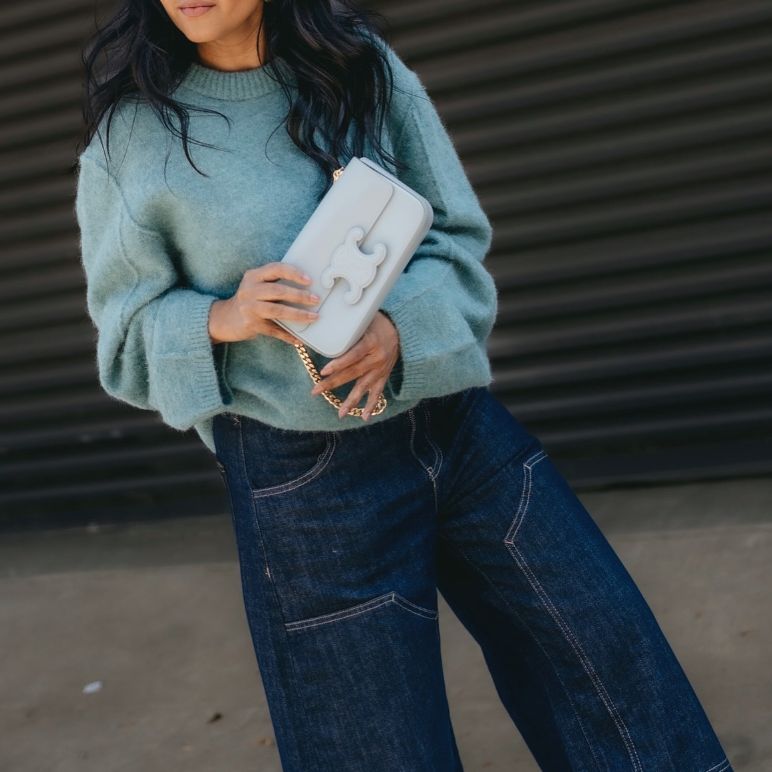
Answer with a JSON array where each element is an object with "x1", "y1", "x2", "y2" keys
[{"x1": 74, "y1": 37, "x2": 498, "y2": 454}]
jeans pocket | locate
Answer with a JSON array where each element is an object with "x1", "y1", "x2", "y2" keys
[
  {"x1": 281, "y1": 589, "x2": 444, "y2": 766},
  {"x1": 284, "y1": 590, "x2": 438, "y2": 632},
  {"x1": 237, "y1": 419, "x2": 338, "y2": 499}
]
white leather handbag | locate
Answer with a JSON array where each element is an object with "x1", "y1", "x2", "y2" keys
[{"x1": 273, "y1": 156, "x2": 434, "y2": 417}]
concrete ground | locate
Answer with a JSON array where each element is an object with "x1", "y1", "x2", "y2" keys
[{"x1": 1, "y1": 475, "x2": 770, "y2": 772}]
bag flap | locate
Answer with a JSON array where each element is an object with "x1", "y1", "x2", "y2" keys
[{"x1": 280, "y1": 158, "x2": 394, "y2": 330}]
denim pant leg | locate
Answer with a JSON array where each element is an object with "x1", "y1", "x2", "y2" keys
[
  {"x1": 212, "y1": 410, "x2": 463, "y2": 772},
  {"x1": 425, "y1": 387, "x2": 732, "y2": 772}
]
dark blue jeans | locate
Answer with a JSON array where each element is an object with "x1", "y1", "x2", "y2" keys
[{"x1": 212, "y1": 386, "x2": 731, "y2": 772}]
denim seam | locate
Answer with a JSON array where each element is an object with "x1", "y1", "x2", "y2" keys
[
  {"x1": 408, "y1": 407, "x2": 439, "y2": 516},
  {"x1": 422, "y1": 402, "x2": 444, "y2": 480},
  {"x1": 392, "y1": 593, "x2": 439, "y2": 620},
  {"x1": 702, "y1": 759, "x2": 730, "y2": 772},
  {"x1": 507, "y1": 539, "x2": 642, "y2": 771},
  {"x1": 284, "y1": 590, "x2": 438, "y2": 632},
  {"x1": 235, "y1": 419, "x2": 316, "y2": 768},
  {"x1": 245, "y1": 432, "x2": 337, "y2": 499},
  {"x1": 504, "y1": 449, "x2": 548, "y2": 543},
  {"x1": 408, "y1": 408, "x2": 435, "y2": 479},
  {"x1": 437, "y1": 532, "x2": 603, "y2": 771},
  {"x1": 503, "y1": 456, "x2": 643, "y2": 772},
  {"x1": 422, "y1": 403, "x2": 444, "y2": 520}
]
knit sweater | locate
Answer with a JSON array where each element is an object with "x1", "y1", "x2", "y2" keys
[{"x1": 74, "y1": 36, "x2": 498, "y2": 455}]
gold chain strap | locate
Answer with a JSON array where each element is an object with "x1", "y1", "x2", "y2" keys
[{"x1": 291, "y1": 163, "x2": 388, "y2": 418}]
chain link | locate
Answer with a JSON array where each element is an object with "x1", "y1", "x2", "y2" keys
[
  {"x1": 293, "y1": 341, "x2": 388, "y2": 416},
  {"x1": 291, "y1": 163, "x2": 388, "y2": 418}
]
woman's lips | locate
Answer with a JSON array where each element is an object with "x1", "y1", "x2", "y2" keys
[{"x1": 180, "y1": 5, "x2": 214, "y2": 17}]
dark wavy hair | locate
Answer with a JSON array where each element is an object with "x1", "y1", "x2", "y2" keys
[{"x1": 75, "y1": 0, "x2": 405, "y2": 189}]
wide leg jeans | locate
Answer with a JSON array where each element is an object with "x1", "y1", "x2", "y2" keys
[{"x1": 212, "y1": 386, "x2": 731, "y2": 772}]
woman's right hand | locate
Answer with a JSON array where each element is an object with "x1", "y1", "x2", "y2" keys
[{"x1": 208, "y1": 263, "x2": 320, "y2": 345}]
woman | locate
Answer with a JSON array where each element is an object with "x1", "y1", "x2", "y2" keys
[{"x1": 74, "y1": 1, "x2": 733, "y2": 770}]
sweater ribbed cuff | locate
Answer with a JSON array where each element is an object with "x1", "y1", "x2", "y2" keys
[
  {"x1": 379, "y1": 298, "x2": 428, "y2": 402},
  {"x1": 155, "y1": 292, "x2": 231, "y2": 429}
]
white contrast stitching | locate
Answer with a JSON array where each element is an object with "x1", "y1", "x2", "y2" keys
[
  {"x1": 232, "y1": 426, "x2": 318, "y2": 759},
  {"x1": 438, "y1": 532, "x2": 603, "y2": 771},
  {"x1": 429, "y1": 474, "x2": 439, "y2": 518},
  {"x1": 246, "y1": 432, "x2": 337, "y2": 499},
  {"x1": 504, "y1": 449, "x2": 548, "y2": 544},
  {"x1": 502, "y1": 455, "x2": 644, "y2": 772},
  {"x1": 408, "y1": 408, "x2": 434, "y2": 480},
  {"x1": 284, "y1": 590, "x2": 438, "y2": 632},
  {"x1": 507, "y1": 540, "x2": 643, "y2": 771},
  {"x1": 422, "y1": 402, "x2": 443, "y2": 480},
  {"x1": 287, "y1": 596, "x2": 394, "y2": 631},
  {"x1": 409, "y1": 406, "x2": 440, "y2": 514},
  {"x1": 424, "y1": 406, "x2": 443, "y2": 516},
  {"x1": 235, "y1": 420, "x2": 277, "y2": 585},
  {"x1": 703, "y1": 759, "x2": 730, "y2": 772},
  {"x1": 392, "y1": 593, "x2": 439, "y2": 619}
]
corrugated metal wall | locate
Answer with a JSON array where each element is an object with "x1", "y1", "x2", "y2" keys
[
  {"x1": 379, "y1": 0, "x2": 772, "y2": 486},
  {"x1": 1, "y1": 0, "x2": 770, "y2": 523}
]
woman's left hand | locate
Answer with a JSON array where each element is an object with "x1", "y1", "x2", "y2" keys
[{"x1": 310, "y1": 311, "x2": 400, "y2": 420}]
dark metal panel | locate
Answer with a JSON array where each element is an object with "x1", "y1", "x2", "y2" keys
[
  {"x1": 0, "y1": 1, "x2": 226, "y2": 525},
  {"x1": 373, "y1": 0, "x2": 772, "y2": 485},
  {"x1": 1, "y1": 0, "x2": 771, "y2": 524}
]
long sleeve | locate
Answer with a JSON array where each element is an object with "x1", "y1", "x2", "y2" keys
[
  {"x1": 378, "y1": 56, "x2": 499, "y2": 402},
  {"x1": 74, "y1": 153, "x2": 232, "y2": 431}
]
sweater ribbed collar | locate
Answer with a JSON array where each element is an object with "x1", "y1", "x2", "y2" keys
[{"x1": 177, "y1": 57, "x2": 292, "y2": 101}]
